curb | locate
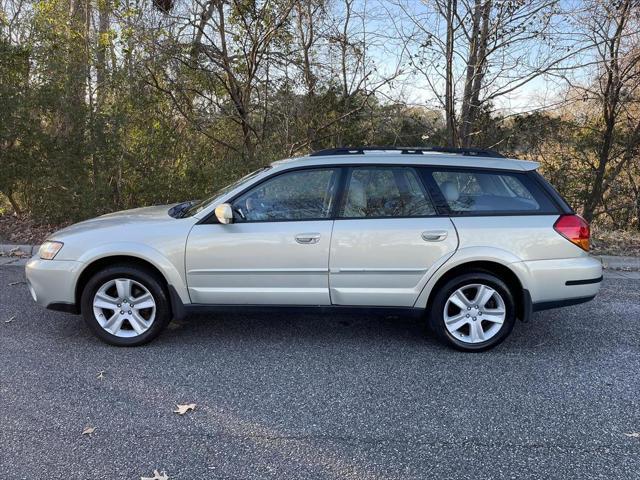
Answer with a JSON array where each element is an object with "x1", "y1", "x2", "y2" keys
[
  {"x1": 598, "y1": 255, "x2": 640, "y2": 272},
  {"x1": 0, "y1": 244, "x2": 40, "y2": 257},
  {"x1": 0, "y1": 244, "x2": 40, "y2": 266}
]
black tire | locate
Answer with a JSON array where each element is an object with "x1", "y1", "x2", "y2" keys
[
  {"x1": 80, "y1": 264, "x2": 171, "y2": 346},
  {"x1": 428, "y1": 271, "x2": 516, "y2": 352}
]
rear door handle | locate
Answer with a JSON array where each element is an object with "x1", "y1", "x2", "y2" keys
[
  {"x1": 422, "y1": 230, "x2": 448, "y2": 242},
  {"x1": 295, "y1": 233, "x2": 321, "y2": 244}
]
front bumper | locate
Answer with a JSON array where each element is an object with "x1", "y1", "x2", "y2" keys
[{"x1": 25, "y1": 257, "x2": 83, "y2": 312}]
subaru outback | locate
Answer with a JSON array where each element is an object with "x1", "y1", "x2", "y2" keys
[{"x1": 26, "y1": 147, "x2": 602, "y2": 351}]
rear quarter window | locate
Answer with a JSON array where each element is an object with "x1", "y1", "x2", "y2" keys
[{"x1": 427, "y1": 169, "x2": 558, "y2": 215}]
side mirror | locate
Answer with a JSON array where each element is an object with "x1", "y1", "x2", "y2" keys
[{"x1": 214, "y1": 203, "x2": 234, "y2": 224}]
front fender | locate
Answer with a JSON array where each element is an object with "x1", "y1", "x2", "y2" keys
[
  {"x1": 414, "y1": 246, "x2": 530, "y2": 309},
  {"x1": 75, "y1": 242, "x2": 191, "y2": 304}
]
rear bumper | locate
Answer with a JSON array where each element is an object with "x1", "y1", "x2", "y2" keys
[
  {"x1": 522, "y1": 256, "x2": 603, "y2": 305},
  {"x1": 25, "y1": 257, "x2": 83, "y2": 312},
  {"x1": 532, "y1": 294, "x2": 596, "y2": 312},
  {"x1": 519, "y1": 289, "x2": 597, "y2": 322}
]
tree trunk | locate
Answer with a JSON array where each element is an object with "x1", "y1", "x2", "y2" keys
[
  {"x1": 191, "y1": 0, "x2": 215, "y2": 62},
  {"x1": 444, "y1": 0, "x2": 457, "y2": 147},
  {"x1": 583, "y1": 123, "x2": 614, "y2": 223},
  {"x1": 459, "y1": 0, "x2": 482, "y2": 146},
  {"x1": 65, "y1": 0, "x2": 88, "y2": 140},
  {"x1": 295, "y1": 1, "x2": 317, "y2": 97},
  {"x1": 94, "y1": 0, "x2": 110, "y2": 186},
  {"x1": 463, "y1": 0, "x2": 490, "y2": 147},
  {"x1": 96, "y1": 0, "x2": 110, "y2": 106},
  {"x1": 5, "y1": 192, "x2": 22, "y2": 217}
]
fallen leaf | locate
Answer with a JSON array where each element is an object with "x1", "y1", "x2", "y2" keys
[
  {"x1": 141, "y1": 469, "x2": 169, "y2": 480},
  {"x1": 8, "y1": 281, "x2": 26, "y2": 286},
  {"x1": 82, "y1": 426, "x2": 96, "y2": 436},
  {"x1": 173, "y1": 403, "x2": 196, "y2": 415},
  {"x1": 624, "y1": 432, "x2": 640, "y2": 438},
  {"x1": 4, "y1": 316, "x2": 15, "y2": 324},
  {"x1": 96, "y1": 370, "x2": 105, "y2": 380}
]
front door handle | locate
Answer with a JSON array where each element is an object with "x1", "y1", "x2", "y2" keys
[
  {"x1": 422, "y1": 230, "x2": 448, "y2": 242},
  {"x1": 295, "y1": 233, "x2": 321, "y2": 244}
]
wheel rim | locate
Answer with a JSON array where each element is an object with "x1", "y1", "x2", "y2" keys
[
  {"x1": 92, "y1": 278, "x2": 156, "y2": 338},
  {"x1": 443, "y1": 283, "x2": 506, "y2": 344}
]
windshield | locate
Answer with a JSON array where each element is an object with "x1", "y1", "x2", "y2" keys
[{"x1": 180, "y1": 167, "x2": 271, "y2": 217}]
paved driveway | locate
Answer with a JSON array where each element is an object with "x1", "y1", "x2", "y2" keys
[{"x1": 1, "y1": 265, "x2": 639, "y2": 479}]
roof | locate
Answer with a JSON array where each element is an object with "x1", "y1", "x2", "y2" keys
[{"x1": 271, "y1": 150, "x2": 540, "y2": 172}]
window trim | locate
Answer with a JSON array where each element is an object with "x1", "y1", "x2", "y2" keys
[
  {"x1": 199, "y1": 163, "x2": 566, "y2": 224},
  {"x1": 420, "y1": 166, "x2": 563, "y2": 217}
]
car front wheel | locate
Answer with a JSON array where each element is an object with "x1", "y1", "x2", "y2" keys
[
  {"x1": 428, "y1": 271, "x2": 516, "y2": 352},
  {"x1": 80, "y1": 265, "x2": 171, "y2": 346}
]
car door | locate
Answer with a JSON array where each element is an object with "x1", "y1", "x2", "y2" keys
[
  {"x1": 185, "y1": 167, "x2": 340, "y2": 305},
  {"x1": 329, "y1": 166, "x2": 458, "y2": 307}
]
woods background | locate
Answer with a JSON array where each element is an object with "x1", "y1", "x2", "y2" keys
[{"x1": 1, "y1": 0, "x2": 639, "y2": 230}]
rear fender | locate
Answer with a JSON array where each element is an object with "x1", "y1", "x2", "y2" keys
[{"x1": 414, "y1": 247, "x2": 529, "y2": 309}]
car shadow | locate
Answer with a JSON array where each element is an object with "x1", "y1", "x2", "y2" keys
[
  {"x1": 162, "y1": 309, "x2": 447, "y2": 348},
  {"x1": 156, "y1": 308, "x2": 590, "y2": 355}
]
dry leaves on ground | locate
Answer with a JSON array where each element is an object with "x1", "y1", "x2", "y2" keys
[
  {"x1": 82, "y1": 426, "x2": 96, "y2": 436},
  {"x1": 174, "y1": 403, "x2": 196, "y2": 415},
  {"x1": 591, "y1": 228, "x2": 640, "y2": 257},
  {"x1": 0, "y1": 214, "x2": 66, "y2": 245},
  {"x1": 624, "y1": 432, "x2": 640, "y2": 438},
  {"x1": 141, "y1": 469, "x2": 169, "y2": 480},
  {"x1": 96, "y1": 370, "x2": 105, "y2": 380},
  {"x1": 4, "y1": 316, "x2": 15, "y2": 324}
]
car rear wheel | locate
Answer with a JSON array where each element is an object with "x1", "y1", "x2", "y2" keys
[
  {"x1": 80, "y1": 265, "x2": 171, "y2": 346},
  {"x1": 428, "y1": 271, "x2": 516, "y2": 352}
]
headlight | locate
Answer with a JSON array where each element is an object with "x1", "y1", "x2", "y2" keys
[{"x1": 39, "y1": 241, "x2": 64, "y2": 260}]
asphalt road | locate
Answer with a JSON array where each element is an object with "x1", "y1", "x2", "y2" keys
[{"x1": 1, "y1": 265, "x2": 639, "y2": 480}]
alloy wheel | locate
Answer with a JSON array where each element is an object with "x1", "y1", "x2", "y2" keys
[
  {"x1": 443, "y1": 283, "x2": 506, "y2": 344},
  {"x1": 92, "y1": 278, "x2": 156, "y2": 338}
]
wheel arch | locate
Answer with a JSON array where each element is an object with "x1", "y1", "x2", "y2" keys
[
  {"x1": 75, "y1": 255, "x2": 167, "y2": 308},
  {"x1": 417, "y1": 254, "x2": 530, "y2": 322},
  {"x1": 74, "y1": 244, "x2": 191, "y2": 315}
]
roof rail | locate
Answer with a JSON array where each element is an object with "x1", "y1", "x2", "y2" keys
[{"x1": 309, "y1": 146, "x2": 505, "y2": 158}]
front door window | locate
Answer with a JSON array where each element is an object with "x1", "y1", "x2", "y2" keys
[{"x1": 231, "y1": 168, "x2": 339, "y2": 222}]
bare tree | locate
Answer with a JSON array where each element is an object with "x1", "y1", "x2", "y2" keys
[
  {"x1": 573, "y1": 0, "x2": 640, "y2": 222},
  {"x1": 393, "y1": 0, "x2": 586, "y2": 146},
  {"x1": 287, "y1": 0, "x2": 406, "y2": 152},
  {"x1": 147, "y1": 0, "x2": 297, "y2": 161}
]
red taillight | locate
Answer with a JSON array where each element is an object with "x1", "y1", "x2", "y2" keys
[{"x1": 554, "y1": 214, "x2": 590, "y2": 251}]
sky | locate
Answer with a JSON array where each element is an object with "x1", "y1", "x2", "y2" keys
[{"x1": 340, "y1": 0, "x2": 596, "y2": 115}]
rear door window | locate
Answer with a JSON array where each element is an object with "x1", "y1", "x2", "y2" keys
[
  {"x1": 428, "y1": 169, "x2": 557, "y2": 214},
  {"x1": 341, "y1": 167, "x2": 436, "y2": 218}
]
